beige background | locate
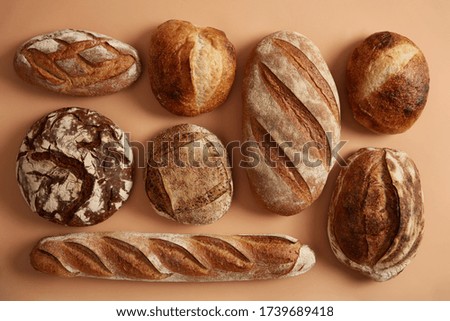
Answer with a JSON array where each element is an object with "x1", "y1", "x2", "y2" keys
[{"x1": 1, "y1": 0, "x2": 449, "y2": 300}]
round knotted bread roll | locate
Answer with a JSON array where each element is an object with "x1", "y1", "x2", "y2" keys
[
  {"x1": 346, "y1": 31, "x2": 429, "y2": 134},
  {"x1": 16, "y1": 107, "x2": 134, "y2": 226}
]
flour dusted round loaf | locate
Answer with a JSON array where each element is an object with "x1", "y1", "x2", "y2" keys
[
  {"x1": 16, "y1": 107, "x2": 134, "y2": 226},
  {"x1": 148, "y1": 20, "x2": 236, "y2": 116},
  {"x1": 346, "y1": 31, "x2": 430, "y2": 134},
  {"x1": 14, "y1": 29, "x2": 141, "y2": 96},
  {"x1": 145, "y1": 124, "x2": 232, "y2": 225},
  {"x1": 328, "y1": 147, "x2": 424, "y2": 281}
]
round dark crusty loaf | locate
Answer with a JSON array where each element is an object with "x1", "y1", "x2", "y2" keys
[
  {"x1": 327, "y1": 147, "x2": 424, "y2": 281},
  {"x1": 144, "y1": 123, "x2": 233, "y2": 225},
  {"x1": 148, "y1": 19, "x2": 237, "y2": 116},
  {"x1": 346, "y1": 31, "x2": 430, "y2": 134},
  {"x1": 30, "y1": 232, "x2": 316, "y2": 282},
  {"x1": 16, "y1": 107, "x2": 134, "y2": 226},
  {"x1": 14, "y1": 29, "x2": 141, "y2": 96},
  {"x1": 242, "y1": 31, "x2": 340, "y2": 215}
]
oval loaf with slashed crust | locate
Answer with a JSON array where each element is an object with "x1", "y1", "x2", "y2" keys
[
  {"x1": 14, "y1": 29, "x2": 141, "y2": 96},
  {"x1": 242, "y1": 31, "x2": 340, "y2": 215},
  {"x1": 328, "y1": 147, "x2": 424, "y2": 281}
]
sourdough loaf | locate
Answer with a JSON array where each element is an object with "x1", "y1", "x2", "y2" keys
[
  {"x1": 16, "y1": 107, "x2": 134, "y2": 226},
  {"x1": 346, "y1": 31, "x2": 430, "y2": 134},
  {"x1": 328, "y1": 147, "x2": 424, "y2": 281},
  {"x1": 145, "y1": 124, "x2": 232, "y2": 225},
  {"x1": 148, "y1": 20, "x2": 236, "y2": 116},
  {"x1": 14, "y1": 29, "x2": 141, "y2": 96},
  {"x1": 242, "y1": 31, "x2": 340, "y2": 215}
]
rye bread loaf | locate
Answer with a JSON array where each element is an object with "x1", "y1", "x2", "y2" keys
[
  {"x1": 242, "y1": 31, "x2": 340, "y2": 215},
  {"x1": 148, "y1": 20, "x2": 236, "y2": 116},
  {"x1": 16, "y1": 107, "x2": 134, "y2": 226},
  {"x1": 14, "y1": 29, "x2": 141, "y2": 96},
  {"x1": 30, "y1": 232, "x2": 316, "y2": 282},
  {"x1": 145, "y1": 124, "x2": 232, "y2": 225},
  {"x1": 328, "y1": 147, "x2": 424, "y2": 281},
  {"x1": 346, "y1": 31, "x2": 430, "y2": 134}
]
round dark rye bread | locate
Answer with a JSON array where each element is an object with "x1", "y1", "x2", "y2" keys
[{"x1": 16, "y1": 107, "x2": 134, "y2": 226}]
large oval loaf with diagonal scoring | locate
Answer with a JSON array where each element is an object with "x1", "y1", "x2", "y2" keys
[
  {"x1": 30, "y1": 232, "x2": 315, "y2": 282},
  {"x1": 242, "y1": 31, "x2": 340, "y2": 215},
  {"x1": 14, "y1": 29, "x2": 141, "y2": 96}
]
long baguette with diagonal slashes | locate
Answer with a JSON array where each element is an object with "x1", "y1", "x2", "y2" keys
[
  {"x1": 30, "y1": 232, "x2": 315, "y2": 282},
  {"x1": 242, "y1": 31, "x2": 340, "y2": 215}
]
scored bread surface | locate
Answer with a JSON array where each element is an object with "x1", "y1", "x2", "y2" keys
[
  {"x1": 148, "y1": 20, "x2": 236, "y2": 116},
  {"x1": 30, "y1": 232, "x2": 316, "y2": 282},
  {"x1": 145, "y1": 124, "x2": 233, "y2": 225},
  {"x1": 243, "y1": 31, "x2": 340, "y2": 215},
  {"x1": 328, "y1": 147, "x2": 424, "y2": 281},
  {"x1": 14, "y1": 29, "x2": 141, "y2": 96}
]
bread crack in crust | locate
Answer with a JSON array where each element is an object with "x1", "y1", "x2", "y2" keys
[{"x1": 16, "y1": 107, "x2": 134, "y2": 226}]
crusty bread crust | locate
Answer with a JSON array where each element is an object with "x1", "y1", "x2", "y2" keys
[
  {"x1": 14, "y1": 29, "x2": 141, "y2": 96},
  {"x1": 242, "y1": 31, "x2": 340, "y2": 215},
  {"x1": 148, "y1": 20, "x2": 236, "y2": 116},
  {"x1": 346, "y1": 31, "x2": 430, "y2": 134},
  {"x1": 327, "y1": 147, "x2": 424, "y2": 281},
  {"x1": 144, "y1": 123, "x2": 233, "y2": 225},
  {"x1": 16, "y1": 107, "x2": 134, "y2": 226},
  {"x1": 30, "y1": 232, "x2": 315, "y2": 282}
]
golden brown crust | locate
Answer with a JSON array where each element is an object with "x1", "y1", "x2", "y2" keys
[
  {"x1": 346, "y1": 31, "x2": 430, "y2": 134},
  {"x1": 148, "y1": 20, "x2": 236, "y2": 116},
  {"x1": 242, "y1": 31, "x2": 340, "y2": 215},
  {"x1": 30, "y1": 232, "x2": 316, "y2": 282},
  {"x1": 328, "y1": 147, "x2": 424, "y2": 281},
  {"x1": 14, "y1": 29, "x2": 141, "y2": 96}
]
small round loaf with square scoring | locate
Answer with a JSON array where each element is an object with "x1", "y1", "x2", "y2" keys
[
  {"x1": 145, "y1": 124, "x2": 233, "y2": 225},
  {"x1": 346, "y1": 31, "x2": 429, "y2": 134},
  {"x1": 14, "y1": 29, "x2": 141, "y2": 96},
  {"x1": 328, "y1": 147, "x2": 424, "y2": 281},
  {"x1": 148, "y1": 20, "x2": 236, "y2": 116},
  {"x1": 16, "y1": 107, "x2": 134, "y2": 226}
]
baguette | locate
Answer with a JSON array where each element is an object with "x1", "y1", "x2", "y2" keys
[{"x1": 30, "y1": 232, "x2": 315, "y2": 282}]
